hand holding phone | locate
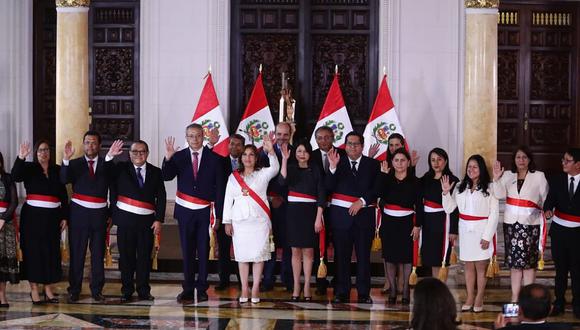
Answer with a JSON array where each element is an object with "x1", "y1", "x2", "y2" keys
[{"x1": 502, "y1": 303, "x2": 519, "y2": 318}]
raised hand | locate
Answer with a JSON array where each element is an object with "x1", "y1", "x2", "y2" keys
[
  {"x1": 441, "y1": 174, "x2": 456, "y2": 195},
  {"x1": 63, "y1": 140, "x2": 75, "y2": 161},
  {"x1": 492, "y1": 160, "x2": 504, "y2": 181},
  {"x1": 380, "y1": 160, "x2": 390, "y2": 174},
  {"x1": 281, "y1": 143, "x2": 290, "y2": 160},
  {"x1": 18, "y1": 141, "x2": 31, "y2": 160},
  {"x1": 368, "y1": 142, "x2": 380, "y2": 159},
  {"x1": 164, "y1": 136, "x2": 176, "y2": 160},
  {"x1": 208, "y1": 128, "x2": 220, "y2": 146},
  {"x1": 327, "y1": 148, "x2": 340, "y2": 170},
  {"x1": 411, "y1": 150, "x2": 420, "y2": 167},
  {"x1": 263, "y1": 132, "x2": 275, "y2": 154},
  {"x1": 107, "y1": 139, "x2": 124, "y2": 158}
]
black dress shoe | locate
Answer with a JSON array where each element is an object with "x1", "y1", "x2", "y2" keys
[
  {"x1": 332, "y1": 296, "x2": 347, "y2": 304},
  {"x1": 120, "y1": 295, "x2": 132, "y2": 303},
  {"x1": 0, "y1": 303, "x2": 9, "y2": 308},
  {"x1": 357, "y1": 296, "x2": 373, "y2": 304},
  {"x1": 30, "y1": 293, "x2": 44, "y2": 305},
  {"x1": 138, "y1": 294, "x2": 155, "y2": 301},
  {"x1": 43, "y1": 293, "x2": 59, "y2": 304},
  {"x1": 67, "y1": 293, "x2": 79, "y2": 303},
  {"x1": 197, "y1": 292, "x2": 209, "y2": 302},
  {"x1": 551, "y1": 304, "x2": 565, "y2": 316},
  {"x1": 215, "y1": 283, "x2": 230, "y2": 291},
  {"x1": 260, "y1": 284, "x2": 274, "y2": 292},
  {"x1": 92, "y1": 293, "x2": 105, "y2": 302},
  {"x1": 176, "y1": 292, "x2": 195, "y2": 303}
]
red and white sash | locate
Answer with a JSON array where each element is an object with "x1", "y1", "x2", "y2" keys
[
  {"x1": 233, "y1": 171, "x2": 271, "y2": 220},
  {"x1": 383, "y1": 204, "x2": 414, "y2": 217},
  {"x1": 0, "y1": 201, "x2": 7, "y2": 213},
  {"x1": 553, "y1": 210, "x2": 580, "y2": 228},
  {"x1": 330, "y1": 193, "x2": 375, "y2": 209},
  {"x1": 423, "y1": 200, "x2": 444, "y2": 213},
  {"x1": 459, "y1": 213, "x2": 488, "y2": 221},
  {"x1": 26, "y1": 194, "x2": 61, "y2": 208},
  {"x1": 505, "y1": 197, "x2": 542, "y2": 217},
  {"x1": 288, "y1": 191, "x2": 317, "y2": 203},
  {"x1": 175, "y1": 191, "x2": 211, "y2": 210},
  {"x1": 71, "y1": 193, "x2": 107, "y2": 209},
  {"x1": 116, "y1": 195, "x2": 155, "y2": 216}
]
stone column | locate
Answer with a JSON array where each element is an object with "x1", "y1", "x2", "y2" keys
[
  {"x1": 55, "y1": 0, "x2": 90, "y2": 163},
  {"x1": 463, "y1": 0, "x2": 498, "y2": 169}
]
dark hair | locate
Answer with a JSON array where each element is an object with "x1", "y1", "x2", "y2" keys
[
  {"x1": 292, "y1": 139, "x2": 313, "y2": 163},
  {"x1": 390, "y1": 147, "x2": 411, "y2": 166},
  {"x1": 131, "y1": 140, "x2": 149, "y2": 152},
  {"x1": 411, "y1": 278, "x2": 459, "y2": 330},
  {"x1": 518, "y1": 283, "x2": 552, "y2": 321},
  {"x1": 230, "y1": 134, "x2": 246, "y2": 145},
  {"x1": 83, "y1": 130, "x2": 102, "y2": 144},
  {"x1": 0, "y1": 151, "x2": 5, "y2": 175},
  {"x1": 566, "y1": 147, "x2": 580, "y2": 163},
  {"x1": 345, "y1": 131, "x2": 364, "y2": 145},
  {"x1": 423, "y1": 148, "x2": 454, "y2": 179},
  {"x1": 315, "y1": 126, "x2": 334, "y2": 137},
  {"x1": 237, "y1": 144, "x2": 262, "y2": 173},
  {"x1": 458, "y1": 154, "x2": 490, "y2": 196},
  {"x1": 387, "y1": 133, "x2": 406, "y2": 162},
  {"x1": 186, "y1": 123, "x2": 203, "y2": 132},
  {"x1": 33, "y1": 139, "x2": 54, "y2": 165},
  {"x1": 510, "y1": 146, "x2": 536, "y2": 173}
]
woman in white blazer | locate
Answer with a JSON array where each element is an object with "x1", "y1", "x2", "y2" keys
[
  {"x1": 442, "y1": 154, "x2": 499, "y2": 313},
  {"x1": 493, "y1": 146, "x2": 548, "y2": 302}
]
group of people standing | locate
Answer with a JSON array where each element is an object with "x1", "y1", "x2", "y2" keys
[{"x1": 0, "y1": 123, "x2": 578, "y2": 318}]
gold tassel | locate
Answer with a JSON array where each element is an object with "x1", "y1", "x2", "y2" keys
[
  {"x1": 269, "y1": 234, "x2": 275, "y2": 253},
  {"x1": 61, "y1": 241, "x2": 69, "y2": 263},
  {"x1": 485, "y1": 259, "x2": 495, "y2": 278},
  {"x1": 417, "y1": 253, "x2": 423, "y2": 267},
  {"x1": 438, "y1": 265, "x2": 449, "y2": 282},
  {"x1": 209, "y1": 229, "x2": 216, "y2": 261},
  {"x1": 371, "y1": 231, "x2": 381, "y2": 251},
  {"x1": 151, "y1": 250, "x2": 158, "y2": 270},
  {"x1": 409, "y1": 266, "x2": 418, "y2": 285},
  {"x1": 450, "y1": 246, "x2": 458, "y2": 265},
  {"x1": 16, "y1": 245, "x2": 23, "y2": 262},
  {"x1": 537, "y1": 252, "x2": 545, "y2": 271},
  {"x1": 317, "y1": 258, "x2": 327, "y2": 278},
  {"x1": 105, "y1": 246, "x2": 113, "y2": 268},
  {"x1": 151, "y1": 234, "x2": 160, "y2": 271},
  {"x1": 493, "y1": 255, "x2": 500, "y2": 275}
]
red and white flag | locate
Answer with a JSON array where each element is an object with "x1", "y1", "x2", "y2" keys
[
  {"x1": 363, "y1": 74, "x2": 405, "y2": 161},
  {"x1": 236, "y1": 72, "x2": 275, "y2": 149},
  {"x1": 192, "y1": 72, "x2": 230, "y2": 157},
  {"x1": 309, "y1": 74, "x2": 354, "y2": 149}
]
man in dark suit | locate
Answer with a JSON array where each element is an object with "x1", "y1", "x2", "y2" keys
[
  {"x1": 494, "y1": 284, "x2": 571, "y2": 329},
  {"x1": 311, "y1": 126, "x2": 346, "y2": 295},
  {"x1": 61, "y1": 131, "x2": 121, "y2": 303},
  {"x1": 108, "y1": 140, "x2": 166, "y2": 302},
  {"x1": 162, "y1": 123, "x2": 225, "y2": 303},
  {"x1": 544, "y1": 147, "x2": 580, "y2": 318},
  {"x1": 259, "y1": 122, "x2": 293, "y2": 292},
  {"x1": 326, "y1": 131, "x2": 380, "y2": 304}
]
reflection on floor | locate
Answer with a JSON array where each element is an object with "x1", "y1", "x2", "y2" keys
[{"x1": 1, "y1": 263, "x2": 580, "y2": 329}]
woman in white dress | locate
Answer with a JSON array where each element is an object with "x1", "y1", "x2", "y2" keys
[
  {"x1": 223, "y1": 134, "x2": 279, "y2": 304},
  {"x1": 492, "y1": 146, "x2": 548, "y2": 302},
  {"x1": 441, "y1": 154, "x2": 499, "y2": 312}
]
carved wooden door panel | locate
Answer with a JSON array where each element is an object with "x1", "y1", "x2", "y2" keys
[
  {"x1": 230, "y1": 0, "x2": 378, "y2": 138},
  {"x1": 498, "y1": 1, "x2": 579, "y2": 174}
]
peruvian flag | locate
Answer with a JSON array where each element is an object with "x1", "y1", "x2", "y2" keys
[
  {"x1": 309, "y1": 74, "x2": 354, "y2": 149},
  {"x1": 236, "y1": 72, "x2": 275, "y2": 149},
  {"x1": 363, "y1": 74, "x2": 405, "y2": 161},
  {"x1": 192, "y1": 72, "x2": 230, "y2": 157}
]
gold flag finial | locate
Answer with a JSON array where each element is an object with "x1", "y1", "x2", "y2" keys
[
  {"x1": 208, "y1": 65, "x2": 212, "y2": 74},
  {"x1": 259, "y1": 64, "x2": 263, "y2": 73}
]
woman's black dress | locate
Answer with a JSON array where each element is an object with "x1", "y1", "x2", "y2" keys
[
  {"x1": 419, "y1": 175, "x2": 459, "y2": 267},
  {"x1": 0, "y1": 173, "x2": 19, "y2": 283},
  {"x1": 378, "y1": 173, "x2": 422, "y2": 263},
  {"x1": 11, "y1": 158, "x2": 69, "y2": 284},
  {"x1": 279, "y1": 165, "x2": 326, "y2": 248}
]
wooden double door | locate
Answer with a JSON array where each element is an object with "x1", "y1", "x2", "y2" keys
[{"x1": 498, "y1": 1, "x2": 580, "y2": 174}]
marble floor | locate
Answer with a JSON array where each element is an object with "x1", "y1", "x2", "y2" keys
[{"x1": 1, "y1": 263, "x2": 580, "y2": 329}]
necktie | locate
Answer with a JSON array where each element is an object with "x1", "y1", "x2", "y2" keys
[
  {"x1": 88, "y1": 159, "x2": 95, "y2": 178},
  {"x1": 192, "y1": 152, "x2": 199, "y2": 180},
  {"x1": 136, "y1": 167, "x2": 144, "y2": 188},
  {"x1": 231, "y1": 158, "x2": 238, "y2": 171},
  {"x1": 323, "y1": 153, "x2": 330, "y2": 173},
  {"x1": 570, "y1": 177, "x2": 575, "y2": 200},
  {"x1": 351, "y1": 160, "x2": 358, "y2": 176}
]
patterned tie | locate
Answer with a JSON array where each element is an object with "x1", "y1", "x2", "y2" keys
[
  {"x1": 570, "y1": 177, "x2": 575, "y2": 200},
  {"x1": 323, "y1": 153, "x2": 330, "y2": 173},
  {"x1": 231, "y1": 158, "x2": 238, "y2": 171},
  {"x1": 351, "y1": 160, "x2": 358, "y2": 176},
  {"x1": 136, "y1": 167, "x2": 144, "y2": 188},
  {"x1": 88, "y1": 159, "x2": 95, "y2": 178},
  {"x1": 192, "y1": 152, "x2": 199, "y2": 180}
]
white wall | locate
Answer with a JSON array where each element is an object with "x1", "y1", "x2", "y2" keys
[{"x1": 0, "y1": 0, "x2": 33, "y2": 172}]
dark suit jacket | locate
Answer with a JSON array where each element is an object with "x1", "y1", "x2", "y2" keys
[
  {"x1": 162, "y1": 146, "x2": 225, "y2": 219},
  {"x1": 311, "y1": 147, "x2": 347, "y2": 176},
  {"x1": 544, "y1": 173, "x2": 580, "y2": 217},
  {"x1": 109, "y1": 161, "x2": 166, "y2": 227},
  {"x1": 325, "y1": 154, "x2": 380, "y2": 229}
]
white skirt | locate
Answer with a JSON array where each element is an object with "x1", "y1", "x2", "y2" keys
[
  {"x1": 231, "y1": 215, "x2": 271, "y2": 262},
  {"x1": 458, "y1": 219, "x2": 494, "y2": 262}
]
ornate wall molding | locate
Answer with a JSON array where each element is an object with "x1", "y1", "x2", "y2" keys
[
  {"x1": 465, "y1": 0, "x2": 499, "y2": 9},
  {"x1": 55, "y1": 0, "x2": 90, "y2": 7}
]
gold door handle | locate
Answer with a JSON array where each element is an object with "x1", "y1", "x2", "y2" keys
[{"x1": 524, "y1": 112, "x2": 529, "y2": 131}]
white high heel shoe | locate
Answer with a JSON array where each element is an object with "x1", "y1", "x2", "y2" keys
[
  {"x1": 239, "y1": 297, "x2": 249, "y2": 303},
  {"x1": 251, "y1": 297, "x2": 260, "y2": 304}
]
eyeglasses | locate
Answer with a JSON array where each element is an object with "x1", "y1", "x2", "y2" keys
[
  {"x1": 130, "y1": 150, "x2": 148, "y2": 155},
  {"x1": 562, "y1": 158, "x2": 576, "y2": 164},
  {"x1": 37, "y1": 148, "x2": 50, "y2": 153}
]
